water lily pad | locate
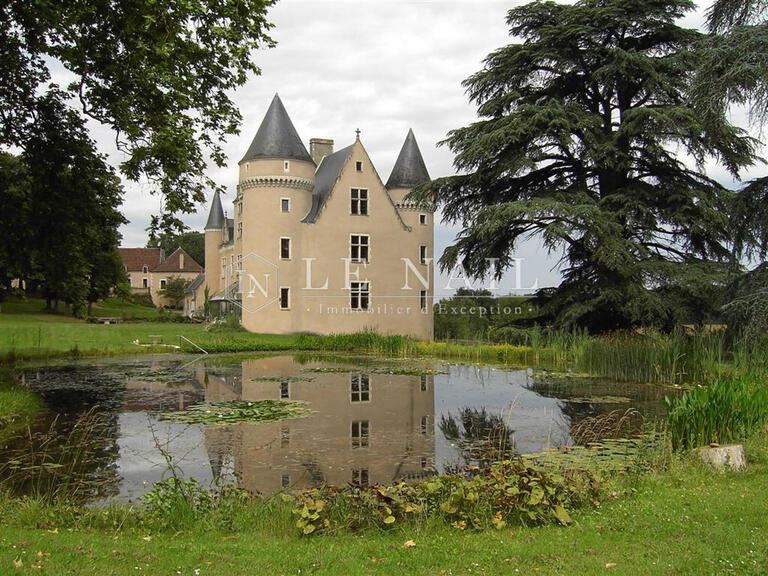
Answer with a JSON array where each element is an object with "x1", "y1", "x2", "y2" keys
[
  {"x1": 562, "y1": 396, "x2": 632, "y2": 404},
  {"x1": 159, "y1": 400, "x2": 310, "y2": 425}
]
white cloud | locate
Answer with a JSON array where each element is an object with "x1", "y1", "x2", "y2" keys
[{"x1": 50, "y1": 1, "x2": 767, "y2": 288}]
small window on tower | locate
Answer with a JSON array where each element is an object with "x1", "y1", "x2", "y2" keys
[
  {"x1": 419, "y1": 214, "x2": 427, "y2": 225},
  {"x1": 280, "y1": 237, "x2": 291, "y2": 260},
  {"x1": 420, "y1": 245, "x2": 427, "y2": 264},
  {"x1": 420, "y1": 290, "x2": 428, "y2": 312},
  {"x1": 280, "y1": 287, "x2": 290, "y2": 309},
  {"x1": 281, "y1": 198, "x2": 290, "y2": 212},
  {"x1": 284, "y1": 160, "x2": 290, "y2": 172},
  {"x1": 355, "y1": 161, "x2": 363, "y2": 172}
]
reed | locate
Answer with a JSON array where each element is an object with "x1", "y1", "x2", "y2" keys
[
  {"x1": 665, "y1": 377, "x2": 768, "y2": 450},
  {"x1": 0, "y1": 407, "x2": 119, "y2": 502}
]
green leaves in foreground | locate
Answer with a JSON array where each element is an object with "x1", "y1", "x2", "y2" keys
[
  {"x1": 293, "y1": 459, "x2": 597, "y2": 535},
  {"x1": 159, "y1": 400, "x2": 310, "y2": 425}
]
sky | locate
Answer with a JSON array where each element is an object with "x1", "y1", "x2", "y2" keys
[{"x1": 101, "y1": 0, "x2": 765, "y2": 296}]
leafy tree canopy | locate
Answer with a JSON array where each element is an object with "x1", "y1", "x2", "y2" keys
[
  {"x1": 413, "y1": 0, "x2": 757, "y2": 332},
  {"x1": 148, "y1": 231, "x2": 205, "y2": 267},
  {"x1": 0, "y1": 92, "x2": 126, "y2": 314},
  {"x1": 1, "y1": 0, "x2": 275, "y2": 233},
  {"x1": 160, "y1": 276, "x2": 191, "y2": 309}
]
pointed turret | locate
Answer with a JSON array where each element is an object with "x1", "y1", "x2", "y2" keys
[
  {"x1": 205, "y1": 190, "x2": 225, "y2": 230},
  {"x1": 240, "y1": 94, "x2": 313, "y2": 164},
  {"x1": 386, "y1": 129, "x2": 430, "y2": 189}
]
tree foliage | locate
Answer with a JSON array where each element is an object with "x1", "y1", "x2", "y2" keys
[
  {"x1": 692, "y1": 0, "x2": 768, "y2": 126},
  {"x1": 413, "y1": 0, "x2": 757, "y2": 331},
  {"x1": 0, "y1": 92, "x2": 126, "y2": 314},
  {"x1": 159, "y1": 276, "x2": 191, "y2": 310},
  {"x1": 0, "y1": 0, "x2": 275, "y2": 232},
  {"x1": 148, "y1": 232, "x2": 205, "y2": 267}
]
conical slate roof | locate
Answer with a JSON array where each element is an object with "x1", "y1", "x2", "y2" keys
[
  {"x1": 386, "y1": 129, "x2": 430, "y2": 189},
  {"x1": 239, "y1": 94, "x2": 313, "y2": 164},
  {"x1": 205, "y1": 190, "x2": 225, "y2": 230}
]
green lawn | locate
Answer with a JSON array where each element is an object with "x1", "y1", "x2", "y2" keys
[{"x1": 1, "y1": 455, "x2": 767, "y2": 575}]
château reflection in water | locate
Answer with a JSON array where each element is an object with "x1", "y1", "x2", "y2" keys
[
  {"x1": 200, "y1": 356, "x2": 436, "y2": 494},
  {"x1": 14, "y1": 355, "x2": 669, "y2": 502}
]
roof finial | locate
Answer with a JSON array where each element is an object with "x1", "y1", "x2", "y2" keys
[{"x1": 355, "y1": 128, "x2": 361, "y2": 140}]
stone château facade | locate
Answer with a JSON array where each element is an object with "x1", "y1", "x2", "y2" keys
[{"x1": 201, "y1": 94, "x2": 434, "y2": 339}]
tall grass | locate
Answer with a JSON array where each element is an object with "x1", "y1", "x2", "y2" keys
[
  {"x1": 665, "y1": 377, "x2": 768, "y2": 450},
  {"x1": 0, "y1": 407, "x2": 118, "y2": 502}
]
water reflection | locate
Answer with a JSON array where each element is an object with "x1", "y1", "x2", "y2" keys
[
  {"x1": 8, "y1": 355, "x2": 669, "y2": 502},
  {"x1": 203, "y1": 356, "x2": 436, "y2": 494}
]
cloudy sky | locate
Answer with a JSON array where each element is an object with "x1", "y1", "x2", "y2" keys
[{"x1": 109, "y1": 0, "x2": 764, "y2": 295}]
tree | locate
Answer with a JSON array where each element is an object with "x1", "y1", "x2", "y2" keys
[
  {"x1": 147, "y1": 232, "x2": 205, "y2": 267},
  {"x1": 1, "y1": 0, "x2": 275, "y2": 233},
  {"x1": 691, "y1": 1, "x2": 768, "y2": 330},
  {"x1": 413, "y1": 0, "x2": 757, "y2": 331},
  {"x1": 692, "y1": 0, "x2": 768, "y2": 127},
  {"x1": 24, "y1": 91, "x2": 126, "y2": 314},
  {"x1": 0, "y1": 152, "x2": 33, "y2": 299},
  {"x1": 159, "y1": 276, "x2": 191, "y2": 309}
]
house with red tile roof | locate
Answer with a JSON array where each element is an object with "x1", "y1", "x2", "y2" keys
[{"x1": 118, "y1": 247, "x2": 203, "y2": 308}]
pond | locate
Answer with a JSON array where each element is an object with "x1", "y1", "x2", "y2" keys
[{"x1": 4, "y1": 354, "x2": 669, "y2": 502}]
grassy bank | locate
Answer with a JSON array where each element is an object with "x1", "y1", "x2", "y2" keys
[
  {"x1": 0, "y1": 369, "x2": 44, "y2": 443},
  {"x1": 4, "y1": 300, "x2": 768, "y2": 387},
  {"x1": 1, "y1": 451, "x2": 767, "y2": 575}
]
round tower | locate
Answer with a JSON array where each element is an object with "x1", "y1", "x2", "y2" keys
[
  {"x1": 204, "y1": 190, "x2": 226, "y2": 296},
  {"x1": 386, "y1": 129, "x2": 435, "y2": 340},
  {"x1": 236, "y1": 94, "x2": 316, "y2": 332}
]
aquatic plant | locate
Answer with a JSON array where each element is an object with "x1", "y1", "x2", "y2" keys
[
  {"x1": 569, "y1": 409, "x2": 641, "y2": 446},
  {"x1": 0, "y1": 407, "x2": 119, "y2": 502},
  {"x1": 665, "y1": 377, "x2": 768, "y2": 450},
  {"x1": 439, "y1": 407, "x2": 516, "y2": 468},
  {"x1": 292, "y1": 459, "x2": 597, "y2": 535},
  {"x1": 159, "y1": 399, "x2": 310, "y2": 425}
]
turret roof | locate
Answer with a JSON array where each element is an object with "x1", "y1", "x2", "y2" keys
[
  {"x1": 240, "y1": 94, "x2": 313, "y2": 164},
  {"x1": 385, "y1": 129, "x2": 430, "y2": 189},
  {"x1": 205, "y1": 190, "x2": 226, "y2": 230}
]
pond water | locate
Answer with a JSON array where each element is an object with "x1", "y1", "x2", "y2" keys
[{"x1": 7, "y1": 354, "x2": 669, "y2": 502}]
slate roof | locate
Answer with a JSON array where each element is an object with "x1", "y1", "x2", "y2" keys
[
  {"x1": 185, "y1": 272, "x2": 206, "y2": 294},
  {"x1": 386, "y1": 129, "x2": 431, "y2": 189},
  {"x1": 119, "y1": 248, "x2": 162, "y2": 272},
  {"x1": 240, "y1": 94, "x2": 313, "y2": 164},
  {"x1": 205, "y1": 190, "x2": 226, "y2": 230},
  {"x1": 302, "y1": 145, "x2": 354, "y2": 223},
  {"x1": 152, "y1": 247, "x2": 203, "y2": 274}
]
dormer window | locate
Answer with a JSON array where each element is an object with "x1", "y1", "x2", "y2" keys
[
  {"x1": 284, "y1": 160, "x2": 290, "y2": 172},
  {"x1": 142, "y1": 265, "x2": 148, "y2": 273}
]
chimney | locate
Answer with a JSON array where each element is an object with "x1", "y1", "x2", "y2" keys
[
  {"x1": 180, "y1": 253, "x2": 185, "y2": 270},
  {"x1": 310, "y1": 138, "x2": 334, "y2": 166}
]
